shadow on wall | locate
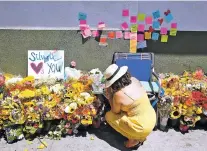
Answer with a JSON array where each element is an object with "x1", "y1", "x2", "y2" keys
[{"x1": 0, "y1": 30, "x2": 207, "y2": 76}]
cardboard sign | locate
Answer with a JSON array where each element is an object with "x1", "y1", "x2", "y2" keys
[{"x1": 28, "y1": 50, "x2": 64, "y2": 79}]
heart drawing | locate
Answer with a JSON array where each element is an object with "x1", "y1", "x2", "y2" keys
[{"x1": 30, "y1": 62, "x2": 43, "y2": 74}]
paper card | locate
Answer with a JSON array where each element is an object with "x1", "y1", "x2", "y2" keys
[
  {"x1": 138, "y1": 13, "x2": 146, "y2": 21},
  {"x1": 145, "y1": 16, "x2": 153, "y2": 24},
  {"x1": 80, "y1": 20, "x2": 86, "y2": 25},
  {"x1": 124, "y1": 31, "x2": 130, "y2": 39},
  {"x1": 79, "y1": 20, "x2": 88, "y2": 30},
  {"x1": 116, "y1": 31, "x2": 123, "y2": 39},
  {"x1": 171, "y1": 23, "x2": 177, "y2": 28},
  {"x1": 107, "y1": 31, "x2": 115, "y2": 39},
  {"x1": 130, "y1": 33, "x2": 137, "y2": 40},
  {"x1": 152, "y1": 32, "x2": 159, "y2": 40},
  {"x1": 165, "y1": 13, "x2": 173, "y2": 23},
  {"x1": 152, "y1": 10, "x2": 160, "y2": 19},
  {"x1": 170, "y1": 28, "x2": 177, "y2": 36},
  {"x1": 161, "y1": 35, "x2": 168, "y2": 42},
  {"x1": 144, "y1": 32, "x2": 151, "y2": 40},
  {"x1": 98, "y1": 22, "x2": 106, "y2": 29},
  {"x1": 99, "y1": 35, "x2": 108, "y2": 46},
  {"x1": 130, "y1": 40, "x2": 137, "y2": 53},
  {"x1": 131, "y1": 24, "x2": 138, "y2": 33},
  {"x1": 122, "y1": 9, "x2": 129, "y2": 17},
  {"x1": 152, "y1": 21, "x2": 160, "y2": 29},
  {"x1": 137, "y1": 34, "x2": 144, "y2": 41},
  {"x1": 79, "y1": 24, "x2": 89, "y2": 31},
  {"x1": 160, "y1": 27, "x2": 168, "y2": 35},
  {"x1": 81, "y1": 27, "x2": 92, "y2": 38},
  {"x1": 92, "y1": 30, "x2": 99, "y2": 37},
  {"x1": 137, "y1": 40, "x2": 147, "y2": 49},
  {"x1": 121, "y1": 22, "x2": 128, "y2": 30},
  {"x1": 138, "y1": 24, "x2": 145, "y2": 32},
  {"x1": 78, "y1": 12, "x2": 87, "y2": 20},
  {"x1": 130, "y1": 16, "x2": 137, "y2": 23}
]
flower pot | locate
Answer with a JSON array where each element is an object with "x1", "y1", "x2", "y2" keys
[{"x1": 169, "y1": 118, "x2": 180, "y2": 128}]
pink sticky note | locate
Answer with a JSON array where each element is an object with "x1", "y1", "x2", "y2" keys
[
  {"x1": 160, "y1": 27, "x2": 168, "y2": 35},
  {"x1": 145, "y1": 16, "x2": 152, "y2": 24},
  {"x1": 171, "y1": 23, "x2": 177, "y2": 28},
  {"x1": 81, "y1": 27, "x2": 92, "y2": 38},
  {"x1": 116, "y1": 31, "x2": 123, "y2": 39},
  {"x1": 80, "y1": 20, "x2": 87, "y2": 25},
  {"x1": 122, "y1": 9, "x2": 129, "y2": 17},
  {"x1": 137, "y1": 34, "x2": 144, "y2": 41},
  {"x1": 124, "y1": 32, "x2": 130, "y2": 39},
  {"x1": 121, "y1": 22, "x2": 128, "y2": 30},
  {"x1": 130, "y1": 33, "x2": 137, "y2": 40},
  {"x1": 130, "y1": 16, "x2": 137, "y2": 23},
  {"x1": 98, "y1": 22, "x2": 106, "y2": 29},
  {"x1": 92, "y1": 30, "x2": 99, "y2": 37},
  {"x1": 138, "y1": 24, "x2": 145, "y2": 32}
]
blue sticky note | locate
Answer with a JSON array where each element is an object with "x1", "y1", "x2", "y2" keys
[
  {"x1": 78, "y1": 12, "x2": 87, "y2": 20},
  {"x1": 165, "y1": 13, "x2": 173, "y2": 23},
  {"x1": 152, "y1": 21, "x2": 160, "y2": 29},
  {"x1": 137, "y1": 40, "x2": 147, "y2": 49},
  {"x1": 152, "y1": 32, "x2": 159, "y2": 40},
  {"x1": 152, "y1": 10, "x2": 160, "y2": 19}
]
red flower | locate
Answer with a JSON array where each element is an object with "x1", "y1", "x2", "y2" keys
[
  {"x1": 0, "y1": 75, "x2": 5, "y2": 87},
  {"x1": 67, "y1": 129, "x2": 73, "y2": 135},
  {"x1": 33, "y1": 123, "x2": 39, "y2": 128}
]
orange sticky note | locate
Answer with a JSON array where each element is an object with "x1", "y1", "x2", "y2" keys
[
  {"x1": 161, "y1": 35, "x2": 168, "y2": 42},
  {"x1": 108, "y1": 32, "x2": 115, "y2": 39},
  {"x1": 99, "y1": 35, "x2": 108, "y2": 46},
  {"x1": 130, "y1": 40, "x2": 137, "y2": 53},
  {"x1": 144, "y1": 32, "x2": 151, "y2": 40}
]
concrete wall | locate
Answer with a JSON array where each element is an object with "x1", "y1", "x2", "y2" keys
[{"x1": 0, "y1": 30, "x2": 207, "y2": 76}]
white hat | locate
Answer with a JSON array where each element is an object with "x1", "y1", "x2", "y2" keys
[{"x1": 103, "y1": 64, "x2": 128, "y2": 88}]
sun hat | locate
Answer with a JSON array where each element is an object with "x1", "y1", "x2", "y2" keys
[{"x1": 103, "y1": 64, "x2": 128, "y2": 88}]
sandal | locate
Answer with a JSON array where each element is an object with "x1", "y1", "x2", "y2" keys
[{"x1": 124, "y1": 140, "x2": 143, "y2": 149}]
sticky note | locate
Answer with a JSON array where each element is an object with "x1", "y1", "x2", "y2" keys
[
  {"x1": 171, "y1": 23, "x2": 177, "y2": 28},
  {"x1": 124, "y1": 31, "x2": 130, "y2": 39},
  {"x1": 137, "y1": 34, "x2": 144, "y2": 41},
  {"x1": 116, "y1": 31, "x2": 123, "y2": 39},
  {"x1": 152, "y1": 10, "x2": 160, "y2": 19},
  {"x1": 138, "y1": 13, "x2": 146, "y2": 21},
  {"x1": 170, "y1": 28, "x2": 177, "y2": 36},
  {"x1": 144, "y1": 32, "x2": 151, "y2": 40},
  {"x1": 80, "y1": 20, "x2": 86, "y2": 25},
  {"x1": 138, "y1": 24, "x2": 145, "y2": 32},
  {"x1": 121, "y1": 22, "x2": 128, "y2": 30},
  {"x1": 108, "y1": 31, "x2": 115, "y2": 39},
  {"x1": 130, "y1": 33, "x2": 137, "y2": 40},
  {"x1": 137, "y1": 40, "x2": 147, "y2": 49},
  {"x1": 160, "y1": 27, "x2": 168, "y2": 35},
  {"x1": 122, "y1": 9, "x2": 129, "y2": 17},
  {"x1": 78, "y1": 12, "x2": 87, "y2": 20},
  {"x1": 131, "y1": 24, "x2": 138, "y2": 33},
  {"x1": 92, "y1": 31, "x2": 99, "y2": 37},
  {"x1": 145, "y1": 16, "x2": 153, "y2": 24},
  {"x1": 161, "y1": 35, "x2": 168, "y2": 42},
  {"x1": 152, "y1": 32, "x2": 159, "y2": 40},
  {"x1": 98, "y1": 22, "x2": 106, "y2": 29},
  {"x1": 165, "y1": 13, "x2": 173, "y2": 23},
  {"x1": 130, "y1": 16, "x2": 137, "y2": 23},
  {"x1": 130, "y1": 40, "x2": 137, "y2": 53},
  {"x1": 99, "y1": 35, "x2": 108, "y2": 46},
  {"x1": 152, "y1": 21, "x2": 160, "y2": 29},
  {"x1": 81, "y1": 27, "x2": 92, "y2": 38}
]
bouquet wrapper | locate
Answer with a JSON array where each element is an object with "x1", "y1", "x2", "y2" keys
[{"x1": 4, "y1": 125, "x2": 24, "y2": 143}]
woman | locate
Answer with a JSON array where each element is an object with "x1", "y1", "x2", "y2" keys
[{"x1": 103, "y1": 64, "x2": 156, "y2": 148}]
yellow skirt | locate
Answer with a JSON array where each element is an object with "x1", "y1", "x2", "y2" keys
[{"x1": 105, "y1": 109, "x2": 156, "y2": 141}]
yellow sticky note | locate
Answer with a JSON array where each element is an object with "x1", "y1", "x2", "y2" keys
[
  {"x1": 144, "y1": 32, "x2": 151, "y2": 40},
  {"x1": 170, "y1": 28, "x2": 177, "y2": 36},
  {"x1": 130, "y1": 40, "x2": 137, "y2": 53},
  {"x1": 138, "y1": 13, "x2": 146, "y2": 21},
  {"x1": 161, "y1": 35, "x2": 168, "y2": 42},
  {"x1": 131, "y1": 24, "x2": 137, "y2": 33}
]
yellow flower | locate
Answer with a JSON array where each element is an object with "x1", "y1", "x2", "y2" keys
[
  {"x1": 18, "y1": 89, "x2": 35, "y2": 99},
  {"x1": 41, "y1": 86, "x2": 50, "y2": 95},
  {"x1": 81, "y1": 116, "x2": 93, "y2": 125},
  {"x1": 64, "y1": 102, "x2": 78, "y2": 114},
  {"x1": 196, "y1": 107, "x2": 202, "y2": 114},
  {"x1": 170, "y1": 107, "x2": 181, "y2": 119}
]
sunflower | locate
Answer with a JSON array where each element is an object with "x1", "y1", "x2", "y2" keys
[{"x1": 170, "y1": 107, "x2": 181, "y2": 119}]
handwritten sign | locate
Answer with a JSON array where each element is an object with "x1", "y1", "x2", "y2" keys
[{"x1": 28, "y1": 50, "x2": 64, "y2": 79}]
